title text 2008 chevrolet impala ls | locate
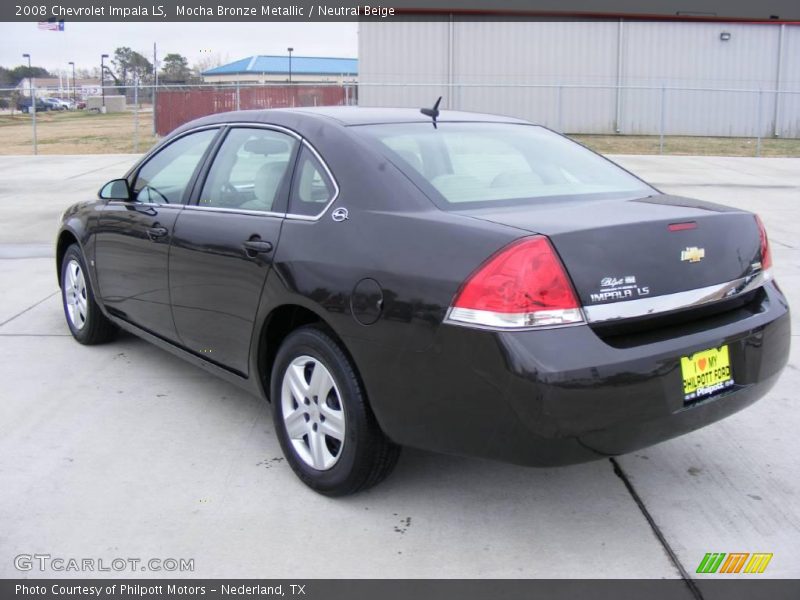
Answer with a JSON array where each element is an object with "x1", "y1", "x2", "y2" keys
[{"x1": 56, "y1": 106, "x2": 790, "y2": 495}]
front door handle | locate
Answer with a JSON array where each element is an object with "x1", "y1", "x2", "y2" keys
[
  {"x1": 242, "y1": 240, "x2": 273, "y2": 255},
  {"x1": 146, "y1": 225, "x2": 169, "y2": 240}
]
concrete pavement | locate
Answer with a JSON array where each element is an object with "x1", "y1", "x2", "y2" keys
[{"x1": 0, "y1": 154, "x2": 797, "y2": 581}]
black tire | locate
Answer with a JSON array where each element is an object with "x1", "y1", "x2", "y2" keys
[
  {"x1": 60, "y1": 244, "x2": 117, "y2": 345},
  {"x1": 271, "y1": 325, "x2": 401, "y2": 496}
]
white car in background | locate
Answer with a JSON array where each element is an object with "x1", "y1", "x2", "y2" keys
[
  {"x1": 55, "y1": 98, "x2": 77, "y2": 110},
  {"x1": 45, "y1": 98, "x2": 75, "y2": 110}
]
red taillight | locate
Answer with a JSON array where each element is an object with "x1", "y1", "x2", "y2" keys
[
  {"x1": 668, "y1": 221, "x2": 697, "y2": 232},
  {"x1": 755, "y1": 215, "x2": 773, "y2": 271},
  {"x1": 448, "y1": 236, "x2": 583, "y2": 329}
]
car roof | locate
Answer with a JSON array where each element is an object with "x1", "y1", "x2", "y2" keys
[
  {"x1": 187, "y1": 106, "x2": 532, "y2": 128},
  {"x1": 282, "y1": 106, "x2": 532, "y2": 126}
]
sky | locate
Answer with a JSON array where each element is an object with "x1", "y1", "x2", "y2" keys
[{"x1": 0, "y1": 21, "x2": 359, "y2": 75}]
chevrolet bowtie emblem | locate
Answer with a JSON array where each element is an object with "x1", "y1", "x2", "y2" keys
[{"x1": 681, "y1": 246, "x2": 705, "y2": 263}]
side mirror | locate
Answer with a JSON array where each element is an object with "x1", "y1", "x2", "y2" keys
[{"x1": 98, "y1": 178, "x2": 131, "y2": 201}]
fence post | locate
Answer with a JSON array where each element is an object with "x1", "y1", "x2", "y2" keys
[
  {"x1": 152, "y1": 42, "x2": 158, "y2": 136},
  {"x1": 659, "y1": 86, "x2": 666, "y2": 155},
  {"x1": 756, "y1": 89, "x2": 762, "y2": 158},
  {"x1": 151, "y1": 81, "x2": 156, "y2": 137},
  {"x1": 30, "y1": 81, "x2": 37, "y2": 155},
  {"x1": 133, "y1": 77, "x2": 139, "y2": 153}
]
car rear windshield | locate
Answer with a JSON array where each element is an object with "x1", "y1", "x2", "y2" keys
[{"x1": 354, "y1": 122, "x2": 654, "y2": 208}]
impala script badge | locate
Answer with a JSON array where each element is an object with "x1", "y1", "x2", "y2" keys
[
  {"x1": 589, "y1": 274, "x2": 650, "y2": 303},
  {"x1": 681, "y1": 246, "x2": 705, "y2": 263},
  {"x1": 331, "y1": 207, "x2": 349, "y2": 222}
]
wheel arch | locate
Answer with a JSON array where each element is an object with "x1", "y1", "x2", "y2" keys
[
  {"x1": 55, "y1": 229, "x2": 81, "y2": 288},
  {"x1": 256, "y1": 304, "x2": 358, "y2": 403}
]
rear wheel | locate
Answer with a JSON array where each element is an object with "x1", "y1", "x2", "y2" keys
[
  {"x1": 60, "y1": 244, "x2": 117, "y2": 345},
  {"x1": 271, "y1": 326, "x2": 400, "y2": 496}
]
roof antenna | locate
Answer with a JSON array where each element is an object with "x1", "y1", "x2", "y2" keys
[{"x1": 420, "y1": 97, "x2": 442, "y2": 128}]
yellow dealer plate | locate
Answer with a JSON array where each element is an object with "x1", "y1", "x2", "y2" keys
[{"x1": 681, "y1": 345, "x2": 734, "y2": 403}]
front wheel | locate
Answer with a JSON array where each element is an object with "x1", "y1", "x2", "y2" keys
[
  {"x1": 271, "y1": 326, "x2": 400, "y2": 496},
  {"x1": 60, "y1": 244, "x2": 117, "y2": 345}
]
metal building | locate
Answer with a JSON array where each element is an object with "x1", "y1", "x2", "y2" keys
[{"x1": 358, "y1": 19, "x2": 799, "y2": 137}]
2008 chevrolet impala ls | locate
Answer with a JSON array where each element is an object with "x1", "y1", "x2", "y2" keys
[{"x1": 56, "y1": 106, "x2": 790, "y2": 495}]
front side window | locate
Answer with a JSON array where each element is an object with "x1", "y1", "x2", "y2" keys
[
  {"x1": 132, "y1": 129, "x2": 217, "y2": 204},
  {"x1": 355, "y1": 123, "x2": 654, "y2": 208},
  {"x1": 199, "y1": 128, "x2": 297, "y2": 213},
  {"x1": 288, "y1": 147, "x2": 336, "y2": 217}
]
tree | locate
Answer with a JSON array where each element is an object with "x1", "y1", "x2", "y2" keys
[
  {"x1": 2, "y1": 64, "x2": 50, "y2": 112},
  {"x1": 160, "y1": 53, "x2": 191, "y2": 84},
  {"x1": 193, "y1": 52, "x2": 229, "y2": 76},
  {"x1": 112, "y1": 47, "x2": 134, "y2": 84},
  {"x1": 111, "y1": 47, "x2": 153, "y2": 85},
  {"x1": 6, "y1": 64, "x2": 51, "y2": 85},
  {"x1": 129, "y1": 51, "x2": 153, "y2": 85},
  {"x1": 0, "y1": 69, "x2": 11, "y2": 109}
]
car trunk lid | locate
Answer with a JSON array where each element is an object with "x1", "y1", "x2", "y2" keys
[{"x1": 455, "y1": 194, "x2": 764, "y2": 309}]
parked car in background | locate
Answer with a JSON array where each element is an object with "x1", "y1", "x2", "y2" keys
[
  {"x1": 50, "y1": 97, "x2": 75, "y2": 110},
  {"x1": 41, "y1": 97, "x2": 66, "y2": 111},
  {"x1": 55, "y1": 107, "x2": 790, "y2": 496},
  {"x1": 16, "y1": 98, "x2": 49, "y2": 113}
]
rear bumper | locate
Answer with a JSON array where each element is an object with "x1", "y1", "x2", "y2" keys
[{"x1": 364, "y1": 281, "x2": 791, "y2": 466}]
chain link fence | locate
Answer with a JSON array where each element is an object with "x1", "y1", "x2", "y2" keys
[{"x1": 1, "y1": 81, "x2": 797, "y2": 156}]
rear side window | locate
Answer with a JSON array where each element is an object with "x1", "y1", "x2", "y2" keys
[
  {"x1": 355, "y1": 123, "x2": 653, "y2": 208},
  {"x1": 199, "y1": 128, "x2": 297, "y2": 213},
  {"x1": 132, "y1": 129, "x2": 217, "y2": 204},
  {"x1": 381, "y1": 135, "x2": 424, "y2": 174},
  {"x1": 288, "y1": 147, "x2": 336, "y2": 217}
]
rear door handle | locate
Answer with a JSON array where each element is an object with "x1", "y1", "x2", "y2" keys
[
  {"x1": 146, "y1": 226, "x2": 169, "y2": 240},
  {"x1": 242, "y1": 240, "x2": 273, "y2": 255}
]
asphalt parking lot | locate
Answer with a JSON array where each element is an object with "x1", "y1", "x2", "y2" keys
[{"x1": 0, "y1": 153, "x2": 798, "y2": 583}]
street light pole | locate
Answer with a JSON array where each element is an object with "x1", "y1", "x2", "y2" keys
[
  {"x1": 101, "y1": 53, "x2": 109, "y2": 111},
  {"x1": 22, "y1": 53, "x2": 36, "y2": 155},
  {"x1": 68, "y1": 61, "x2": 76, "y2": 103},
  {"x1": 287, "y1": 47, "x2": 293, "y2": 83}
]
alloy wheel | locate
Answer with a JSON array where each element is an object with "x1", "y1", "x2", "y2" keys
[
  {"x1": 64, "y1": 258, "x2": 88, "y2": 330},
  {"x1": 280, "y1": 355, "x2": 346, "y2": 470}
]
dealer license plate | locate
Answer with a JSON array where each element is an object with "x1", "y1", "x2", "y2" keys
[{"x1": 680, "y1": 345, "x2": 734, "y2": 403}]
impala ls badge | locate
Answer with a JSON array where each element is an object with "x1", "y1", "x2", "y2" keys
[
  {"x1": 331, "y1": 207, "x2": 349, "y2": 222},
  {"x1": 681, "y1": 246, "x2": 705, "y2": 263}
]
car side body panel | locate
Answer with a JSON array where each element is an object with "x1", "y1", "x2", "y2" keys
[
  {"x1": 56, "y1": 200, "x2": 102, "y2": 294},
  {"x1": 169, "y1": 209, "x2": 285, "y2": 375},
  {"x1": 94, "y1": 201, "x2": 184, "y2": 340}
]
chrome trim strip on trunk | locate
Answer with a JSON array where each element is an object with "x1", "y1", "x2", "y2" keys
[{"x1": 583, "y1": 269, "x2": 771, "y2": 323}]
